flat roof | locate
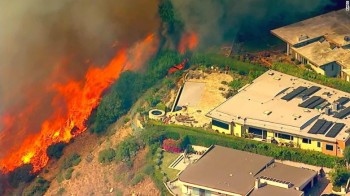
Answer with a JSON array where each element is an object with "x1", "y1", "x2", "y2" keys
[
  {"x1": 179, "y1": 145, "x2": 274, "y2": 195},
  {"x1": 271, "y1": 9, "x2": 350, "y2": 46},
  {"x1": 293, "y1": 40, "x2": 350, "y2": 67},
  {"x1": 207, "y1": 70, "x2": 350, "y2": 143},
  {"x1": 179, "y1": 145, "x2": 317, "y2": 195},
  {"x1": 258, "y1": 162, "x2": 316, "y2": 189},
  {"x1": 250, "y1": 184, "x2": 303, "y2": 196}
]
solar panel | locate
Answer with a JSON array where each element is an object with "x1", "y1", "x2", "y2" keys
[
  {"x1": 317, "y1": 121, "x2": 333, "y2": 134},
  {"x1": 308, "y1": 119, "x2": 326, "y2": 134},
  {"x1": 325, "y1": 123, "x2": 345, "y2": 138},
  {"x1": 281, "y1": 86, "x2": 307, "y2": 101},
  {"x1": 336, "y1": 97, "x2": 350, "y2": 105},
  {"x1": 307, "y1": 98, "x2": 325, "y2": 109},
  {"x1": 334, "y1": 107, "x2": 350, "y2": 119},
  {"x1": 301, "y1": 86, "x2": 321, "y2": 97},
  {"x1": 299, "y1": 96, "x2": 321, "y2": 108}
]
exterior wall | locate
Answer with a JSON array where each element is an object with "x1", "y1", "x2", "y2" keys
[
  {"x1": 179, "y1": 181, "x2": 241, "y2": 196},
  {"x1": 233, "y1": 123, "x2": 243, "y2": 137},
  {"x1": 298, "y1": 138, "x2": 322, "y2": 152},
  {"x1": 231, "y1": 123, "x2": 325, "y2": 153},
  {"x1": 336, "y1": 140, "x2": 346, "y2": 157},
  {"x1": 321, "y1": 142, "x2": 337, "y2": 156},
  {"x1": 309, "y1": 62, "x2": 326, "y2": 75},
  {"x1": 211, "y1": 119, "x2": 232, "y2": 135},
  {"x1": 211, "y1": 118, "x2": 345, "y2": 157},
  {"x1": 320, "y1": 62, "x2": 341, "y2": 77}
]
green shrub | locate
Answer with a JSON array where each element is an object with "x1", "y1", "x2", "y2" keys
[
  {"x1": 47, "y1": 142, "x2": 67, "y2": 159},
  {"x1": 61, "y1": 153, "x2": 81, "y2": 170},
  {"x1": 57, "y1": 187, "x2": 66, "y2": 195},
  {"x1": 143, "y1": 164, "x2": 155, "y2": 175},
  {"x1": 124, "y1": 117, "x2": 130, "y2": 123},
  {"x1": 24, "y1": 176, "x2": 50, "y2": 196},
  {"x1": 131, "y1": 173, "x2": 145, "y2": 186},
  {"x1": 330, "y1": 166, "x2": 350, "y2": 187},
  {"x1": 65, "y1": 168, "x2": 74, "y2": 180},
  {"x1": 98, "y1": 148, "x2": 116, "y2": 164},
  {"x1": 273, "y1": 63, "x2": 350, "y2": 93},
  {"x1": 116, "y1": 136, "x2": 141, "y2": 163}
]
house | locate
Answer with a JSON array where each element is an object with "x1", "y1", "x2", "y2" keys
[
  {"x1": 206, "y1": 70, "x2": 350, "y2": 157},
  {"x1": 178, "y1": 145, "x2": 317, "y2": 196},
  {"x1": 271, "y1": 9, "x2": 350, "y2": 80}
]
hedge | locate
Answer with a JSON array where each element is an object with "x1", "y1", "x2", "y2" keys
[
  {"x1": 272, "y1": 63, "x2": 350, "y2": 93},
  {"x1": 146, "y1": 124, "x2": 343, "y2": 168}
]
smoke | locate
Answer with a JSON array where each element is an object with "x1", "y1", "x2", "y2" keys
[
  {"x1": 0, "y1": 0, "x2": 159, "y2": 158},
  {"x1": 171, "y1": 0, "x2": 338, "y2": 47}
]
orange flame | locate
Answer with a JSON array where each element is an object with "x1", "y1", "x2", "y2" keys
[
  {"x1": 178, "y1": 31, "x2": 199, "y2": 54},
  {"x1": 0, "y1": 34, "x2": 158, "y2": 173}
]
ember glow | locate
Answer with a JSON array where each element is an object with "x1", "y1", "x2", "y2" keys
[
  {"x1": 178, "y1": 31, "x2": 199, "y2": 54},
  {"x1": 0, "y1": 34, "x2": 158, "y2": 173}
]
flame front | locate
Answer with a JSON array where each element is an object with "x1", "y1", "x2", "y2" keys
[
  {"x1": 0, "y1": 34, "x2": 158, "y2": 173},
  {"x1": 178, "y1": 31, "x2": 199, "y2": 54}
]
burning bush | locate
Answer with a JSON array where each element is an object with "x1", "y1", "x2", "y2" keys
[{"x1": 162, "y1": 139, "x2": 181, "y2": 153}]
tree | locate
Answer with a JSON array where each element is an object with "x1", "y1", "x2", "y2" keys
[
  {"x1": 344, "y1": 146, "x2": 350, "y2": 169},
  {"x1": 93, "y1": 91, "x2": 124, "y2": 134},
  {"x1": 179, "y1": 135, "x2": 191, "y2": 151},
  {"x1": 116, "y1": 137, "x2": 140, "y2": 162},
  {"x1": 330, "y1": 166, "x2": 350, "y2": 188}
]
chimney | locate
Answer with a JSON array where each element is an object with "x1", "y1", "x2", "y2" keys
[
  {"x1": 325, "y1": 107, "x2": 331, "y2": 115},
  {"x1": 255, "y1": 178, "x2": 261, "y2": 189}
]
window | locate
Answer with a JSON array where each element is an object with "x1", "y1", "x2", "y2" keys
[
  {"x1": 212, "y1": 119, "x2": 229, "y2": 130},
  {"x1": 317, "y1": 142, "x2": 321, "y2": 148},
  {"x1": 302, "y1": 138, "x2": 311, "y2": 144},
  {"x1": 275, "y1": 133, "x2": 293, "y2": 140},
  {"x1": 248, "y1": 127, "x2": 263, "y2": 136},
  {"x1": 326, "y1": 144, "x2": 334, "y2": 151}
]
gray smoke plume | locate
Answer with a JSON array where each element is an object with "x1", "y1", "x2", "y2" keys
[
  {"x1": 0, "y1": 0, "x2": 160, "y2": 158},
  {"x1": 171, "y1": 0, "x2": 336, "y2": 47}
]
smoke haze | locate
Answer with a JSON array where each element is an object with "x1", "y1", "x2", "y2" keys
[
  {"x1": 0, "y1": 0, "x2": 159, "y2": 158},
  {"x1": 171, "y1": 0, "x2": 338, "y2": 47}
]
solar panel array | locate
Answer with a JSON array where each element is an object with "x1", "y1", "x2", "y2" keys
[
  {"x1": 300, "y1": 86, "x2": 321, "y2": 97},
  {"x1": 299, "y1": 96, "x2": 325, "y2": 109},
  {"x1": 281, "y1": 86, "x2": 307, "y2": 101},
  {"x1": 325, "y1": 123, "x2": 345, "y2": 138},
  {"x1": 336, "y1": 97, "x2": 350, "y2": 105},
  {"x1": 334, "y1": 107, "x2": 350, "y2": 119},
  {"x1": 308, "y1": 119, "x2": 327, "y2": 134}
]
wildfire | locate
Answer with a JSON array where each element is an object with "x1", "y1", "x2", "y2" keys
[
  {"x1": 178, "y1": 31, "x2": 199, "y2": 54},
  {"x1": 0, "y1": 34, "x2": 158, "y2": 173}
]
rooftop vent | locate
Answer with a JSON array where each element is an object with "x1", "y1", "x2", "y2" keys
[
  {"x1": 264, "y1": 111, "x2": 272, "y2": 115},
  {"x1": 299, "y1": 34, "x2": 309, "y2": 42},
  {"x1": 274, "y1": 77, "x2": 281, "y2": 80}
]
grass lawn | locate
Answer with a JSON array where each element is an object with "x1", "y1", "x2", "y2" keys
[{"x1": 161, "y1": 151, "x2": 181, "y2": 180}]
